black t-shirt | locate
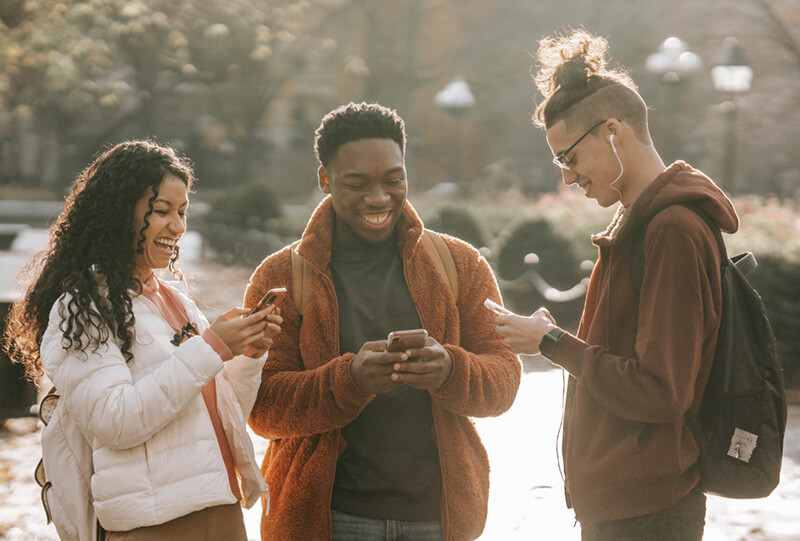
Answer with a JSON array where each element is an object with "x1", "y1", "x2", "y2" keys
[{"x1": 329, "y1": 234, "x2": 443, "y2": 521}]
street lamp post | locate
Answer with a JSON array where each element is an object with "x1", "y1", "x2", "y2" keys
[
  {"x1": 711, "y1": 37, "x2": 753, "y2": 193},
  {"x1": 644, "y1": 37, "x2": 704, "y2": 162},
  {"x1": 435, "y1": 79, "x2": 476, "y2": 184}
]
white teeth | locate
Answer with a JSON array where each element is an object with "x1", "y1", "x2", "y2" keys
[
  {"x1": 154, "y1": 238, "x2": 177, "y2": 250},
  {"x1": 361, "y1": 212, "x2": 390, "y2": 225}
]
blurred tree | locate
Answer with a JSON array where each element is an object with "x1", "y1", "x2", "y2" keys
[
  {"x1": 2, "y1": 0, "x2": 798, "y2": 199},
  {"x1": 0, "y1": 0, "x2": 26, "y2": 29},
  {"x1": 0, "y1": 0, "x2": 342, "y2": 189}
]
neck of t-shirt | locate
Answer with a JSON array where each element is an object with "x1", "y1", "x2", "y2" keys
[{"x1": 332, "y1": 230, "x2": 399, "y2": 262}]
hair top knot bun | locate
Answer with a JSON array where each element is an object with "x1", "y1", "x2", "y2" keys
[
  {"x1": 532, "y1": 28, "x2": 639, "y2": 129},
  {"x1": 534, "y1": 29, "x2": 613, "y2": 98}
]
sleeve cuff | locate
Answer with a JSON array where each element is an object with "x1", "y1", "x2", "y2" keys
[
  {"x1": 244, "y1": 344, "x2": 268, "y2": 358},
  {"x1": 202, "y1": 329, "x2": 234, "y2": 362},
  {"x1": 547, "y1": 332, "x2": 586, "y2": 378}
]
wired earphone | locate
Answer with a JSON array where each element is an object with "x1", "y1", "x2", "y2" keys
[{"x1": 609, "y1": 133, "x2": 624, "y2": 199}]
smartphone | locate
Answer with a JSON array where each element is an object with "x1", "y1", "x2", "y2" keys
[
  {"x1": 386, "y1": 329, "x2": 428, "y2": 352},
  {"x1": 484, "y1": 298, "x2": 512, "y2": 316},
  {"x1": 249, "y1": 287, "x2": 287, "y2": 315}
]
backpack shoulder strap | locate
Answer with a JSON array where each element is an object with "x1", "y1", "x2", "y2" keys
[
  {"x1": 290, "y1": 240, "x2": 314, "y2": 316},
  {"x1": 421, "y1": 229, "x2": 459, "y2": 304},
  {"x1": 290, "y1": 231, "x2": 460, "y2": 315},
  {"x1": 631, "y1": 203, "x2": 729, "y2": 300}
]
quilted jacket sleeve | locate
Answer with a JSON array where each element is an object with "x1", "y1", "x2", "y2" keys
[
  {"x1": 219, "y1": 353, "x2": 268, "y2": 420},
  {"x1": 40, "y1": 295, "x2": 225, "y2": 450}
]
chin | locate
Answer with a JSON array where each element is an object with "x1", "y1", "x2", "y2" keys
[{"x1": 359, "y1": 229, "x2": 394, "y2": 244}]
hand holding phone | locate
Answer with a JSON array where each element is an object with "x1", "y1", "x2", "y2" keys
[
  {"x1": 249, "y1": 287, "x2": 287, "y2": 315},
  {"x1": 484, "y1": 298, "x2": 512, "y2": 316},
  {"x1": 386, "y1": 329, "x2": 428, "y2": 352}
]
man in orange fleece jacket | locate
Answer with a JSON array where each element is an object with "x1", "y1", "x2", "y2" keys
[
  {"x1": 246, "y1": 102, "x2": 521, "y2": 540},
  {"x1": 495, "y1": 30, "x2": 739, "y2": 540}
]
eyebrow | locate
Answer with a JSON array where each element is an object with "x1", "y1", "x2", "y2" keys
[
  {"x1": 342, "y1": 167, "x2": 405, "y2": 179},
  {"x1": 153, "y1": 197, "x2": 189, "y2": 208}
]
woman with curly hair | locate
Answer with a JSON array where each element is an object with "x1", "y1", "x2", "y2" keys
[{"x1": 5, "y1": 140, "x2": 281, "y2": 540}]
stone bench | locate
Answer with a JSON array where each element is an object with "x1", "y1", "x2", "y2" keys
[
  {"x1": 0, "y1": 224, "x2": 29, "y2": 250},
  {"x1": 0, "y1": 290, "x2": 37, "y2": 420}
]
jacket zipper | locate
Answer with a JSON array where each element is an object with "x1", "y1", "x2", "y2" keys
[
  {"x1": 404, "y1": 241, "x2": 449, "y2": 539},
  {"x1": 316, "y1": 267, "x2": 342, "y2": 539},
  {"x1": 432, "y1": 409, "x2": 450, "y2": 539},
  {"x1": 327, "y1": 430, "x2": 341, "y2": 538},
  {"x1": 723, "y1": 270, "x2": 734, "y2": 393}
]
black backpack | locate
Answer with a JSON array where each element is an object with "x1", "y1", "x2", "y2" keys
[{"x1": 631, "y1": 203, "x2": 787, "y2": 499}]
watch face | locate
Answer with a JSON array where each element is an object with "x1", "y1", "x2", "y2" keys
[{"x1": 540, "y1": 328, "x2": 564, "y2": 359}]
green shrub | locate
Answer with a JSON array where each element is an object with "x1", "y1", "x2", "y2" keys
[
  {"x1": 746, "y1": 254, "x2": 800, "y2": 388},
  {"x1": 427, "y1": 206, "x2": 486, "y2": 249},
  {"x1": 199, "y1": 183, "x2": 286, "y2": 265},
  {"x1": 492, "y1": 217, "x2": 588, "y2": 331},
  {"x1": 205, "y1": 183, "x2": 283, "y2": 231}
]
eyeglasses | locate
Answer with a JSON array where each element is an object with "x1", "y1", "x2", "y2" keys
[{"x1": 552, "y1": 119, "x2": 607, "y2": 171}]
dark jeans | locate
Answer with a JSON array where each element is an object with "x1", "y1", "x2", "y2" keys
[
  {"x1": 331, "y1": 509, "x2": 445, "y2": 541},
  {"x1": 580, "y1": 484, "x2": 706, "y2": 541}
]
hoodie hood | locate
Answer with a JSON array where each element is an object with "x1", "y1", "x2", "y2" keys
[{"x1": 592, "y1": 161, "x2": 739, "y2": 247}]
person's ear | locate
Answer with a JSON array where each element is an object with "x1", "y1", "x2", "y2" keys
[
  {"x1": 605, "y1": 119, "x2": 622, "y2": 145},
  {"x1": 318, "y1": 166, "x2": 331, "y2": 194}
]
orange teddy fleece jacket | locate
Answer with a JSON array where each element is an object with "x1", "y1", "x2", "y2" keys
[{"x1": 245, "y1": 196, "x2": 521, "y2": 540}]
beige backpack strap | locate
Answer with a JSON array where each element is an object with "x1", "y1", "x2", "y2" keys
[
  {"x1": 421, "y1": 230, "x2": 458, "y2": 304},
  {"x1": 290, "y1": 241, "x2": 314, "y2": 316}
]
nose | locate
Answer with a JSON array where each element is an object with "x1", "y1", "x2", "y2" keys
[
  {"x1": 364, "y1": 184, "x2": 391, "y2": 207},
  {"x1": 170, "y1": 212, "x2": 186, "y2": 234},
  {"x1": 561, "y1": 167, "x2": 579, "y2": 185}
]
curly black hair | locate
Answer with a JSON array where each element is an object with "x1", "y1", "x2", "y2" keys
[
  {"x1": 532, "y1": 29, "x2": 650, "y2": 142},
  {"x1": 4, "y1": 140, "x2": 195, "y2": 382},
  {"x1": 314, "y1": 102, "x2": 406, "y2": 167}
]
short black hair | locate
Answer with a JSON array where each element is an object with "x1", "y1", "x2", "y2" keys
[{"x1": 314, "y1": 102, "x2": 406, "y2": 167}]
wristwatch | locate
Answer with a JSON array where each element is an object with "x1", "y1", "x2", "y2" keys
[{"x1": 539, "y1": 327, "x2": 566, "y2": 359}]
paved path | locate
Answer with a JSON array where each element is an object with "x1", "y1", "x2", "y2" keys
[{"x1": 4, "y1": 369, "x2": 799, "y2": 540}]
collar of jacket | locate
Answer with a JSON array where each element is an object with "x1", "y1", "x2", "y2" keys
[
  {"x1": 592, "y1": 161, "x2": 691, "y2": 248},
  {"x1": 592, "y1": 160, "x2": 739, "y2": 250},
  {"x1": 293, "y1": 195, "x2": 425, "y2": 272}
]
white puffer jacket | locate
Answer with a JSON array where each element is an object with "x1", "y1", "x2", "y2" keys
[{"x1": 40, "y1": 279, "x2": 268, "y2": 533}]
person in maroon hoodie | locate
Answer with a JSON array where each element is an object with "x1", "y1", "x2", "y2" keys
[{"x1": 494, "y1": 30, "x2": 740, "y2": 540}]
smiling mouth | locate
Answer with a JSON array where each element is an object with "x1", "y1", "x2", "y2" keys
[
  {"x1": 154, "y1": 238, "x2": 179, "y2": 253},
  {"x1": 359, "y1": 211, "x2": 392, "y2": 227}
]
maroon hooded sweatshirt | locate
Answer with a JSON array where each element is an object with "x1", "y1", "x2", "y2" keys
[{"x1": 548, "y1": 162, "x2": 739, "y2": 525}]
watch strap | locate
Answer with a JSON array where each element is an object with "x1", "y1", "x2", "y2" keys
[{"x1": 539, "y1": 327, "x2": 566, "y2": 359}]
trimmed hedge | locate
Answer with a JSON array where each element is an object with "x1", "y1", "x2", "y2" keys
[
  {"x1": 205, "y1": 183, "x2": 283, "y2": 232},
  {"x1": 427, "y1": 206, "x2": 486, "y2": 249},
  {"x1": 199, "y1": 183, "x2": 286, "y2": 265},
  {"x1": 493, "y1": 218, "x2": 588, "y2": 331},
  {"x1": 746, "y1": 254, "x2": 800, "y2": 388}
]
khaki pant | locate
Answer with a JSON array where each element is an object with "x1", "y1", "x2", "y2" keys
[{"x1": 106, "y1": 503, "x2": 247, "y2": 541}]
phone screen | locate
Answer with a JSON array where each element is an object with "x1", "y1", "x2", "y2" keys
[{"x1": 250, "y1": 287, "x2": 287, "y2": 315}]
